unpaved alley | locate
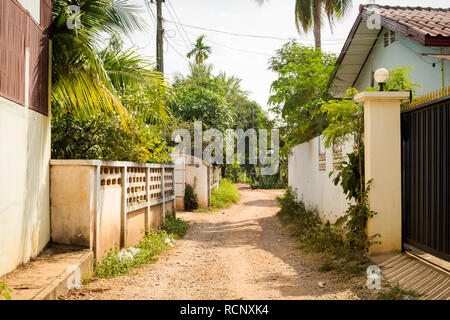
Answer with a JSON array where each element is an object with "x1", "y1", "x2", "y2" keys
[{"x1": 63, "y1": 185, "x2": 375, "y2": 300}]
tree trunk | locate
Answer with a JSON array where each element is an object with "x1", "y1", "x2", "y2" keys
[{"x1": 313, "y1": 0, "x2": 321, "y2": 49}]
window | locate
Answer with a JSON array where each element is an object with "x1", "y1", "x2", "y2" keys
[
  {"x1": 384, "y1": 32, "x2": 389, "y2": 47},
  {"x1": 390, "y1": 30, "x2": 396, "y2": 43}
]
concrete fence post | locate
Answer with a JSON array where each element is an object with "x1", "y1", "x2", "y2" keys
[
  {"x1": 161, "y1": 166, "x2": 166, "y2": 222},
  {"x1": 354, "y1": 91, "x2": 410, "y2": 255},
  {"x1": 145, "y1": 167, "x2": 150, "y2": 234},
  {"x1": 121, "y1": 165, "x2": 128, "y2": 248}
]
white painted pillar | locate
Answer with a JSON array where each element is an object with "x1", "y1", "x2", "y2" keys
[{"x1": 354, "y1": 91, "x2": 410, "y2": 255}]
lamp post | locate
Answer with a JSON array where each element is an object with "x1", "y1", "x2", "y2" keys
[{"x1": 374, "y1": 68, "x2": 390, "y2": 91}]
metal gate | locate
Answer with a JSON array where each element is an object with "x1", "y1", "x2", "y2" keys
[{"x1": 401, "y1": 95, "x2": 450, "y2": 261}]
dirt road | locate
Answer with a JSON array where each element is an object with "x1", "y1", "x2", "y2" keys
[{"x1": 63, "y1": 185, "x2": 375, "y2": 300}]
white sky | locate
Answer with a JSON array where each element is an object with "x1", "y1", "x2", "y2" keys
[{"x1": 125, "y1": 0, "x2": 450, "y2": 114}]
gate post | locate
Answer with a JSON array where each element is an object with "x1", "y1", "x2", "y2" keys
[{"x1": 354, "y1": 91, "x2": 410, "y2": 255}]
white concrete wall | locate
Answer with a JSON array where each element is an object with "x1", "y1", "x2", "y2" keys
[
  {"x1": 172, "y1": 153, "x2": 213, "y2": 209},
  {"x1": 288, "y1": 136, "x2": 354, "y2": 223},
  {"x1": 0, "y1": 97, "x2": 50, "y2": 276},
  {"x1": 0, "y1": 0, "x2": 51, "y2": 277},
  {"x1": 354, "y1": 28, "x2": 450, "y2": 95}
]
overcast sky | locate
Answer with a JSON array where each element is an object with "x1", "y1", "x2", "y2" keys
[{"x1": 125, "y1": 0, "x2": 450, "y2": 114}]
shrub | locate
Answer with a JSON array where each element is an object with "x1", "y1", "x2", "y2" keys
[
  {"x1": 210, "y1": 179, "x2": 240, "y2": 209},
  {"x1": 0, "y1": 282, "x2": 12, "y2": 300},
  {"x1": 276, "y1": 186, "x2": 370, "y2": 275},
  {"x1": 162, "y1": 216, "x2": 189, "y2": 239},
  {"x1": 95, "y1": 221, "x2": 188, "y2": 278},
  {"x1": 250, "y1": 175, "x2": 286, "y2": 189},
  {"x1": 184, "y1": 184, "x2": 199, "y2": 211}
]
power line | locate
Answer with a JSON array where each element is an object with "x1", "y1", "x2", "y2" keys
[
  {"x1": 164, "y1": 19, "x2": 355, "y2": 44},
  {"x1": 179, "y1": 28, "x2": 273, "y2": 57},
  {"x1": 165, "y1": 36, "x2": 190, "y2": 62},
  {"x1": 164, "y1": 19, "x2": 290, "y2": 41},
  {"x1": 167, "y1": 0, "x2": 193, "y2": 46},
  {"x1": 164, "y1": 1, "x2": 191, "y2": 52},
  {"x1": 145, "y1": 0, "x2": 157, "y2": 26}
]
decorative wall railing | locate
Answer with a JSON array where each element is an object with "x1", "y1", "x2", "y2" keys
[
  {"x1": 401, "y1": 85, "x2": 450, "y2": 112},
  {"x1": 50, "y1": 160, "x2": 176, "y2": 259}
]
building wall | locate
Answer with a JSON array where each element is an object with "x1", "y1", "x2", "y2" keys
[
  {"x1": 173, "y1": 153, "x2": 214, "y2": 210},
  {"x1": 288, "y1": 136, "x2": 354, "y2": 223},
  {"x1": 0, "y1": 98, "x2": 50, "y2": 276},
  {"x1": 185, "y1": 160, "x2": 210, "y2": 209},
  {"x1": 0, "y1": 0, "x2": 51, "y2": 276},
  {"x1": 354, "y1": 28, "x2": 450, "y2": 94}
]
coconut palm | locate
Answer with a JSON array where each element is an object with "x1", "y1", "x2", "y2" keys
[
  {"x1": 186, "y1": 35, "x2": 212, "y2": 64},
  {"x1": 51, "y1": 0, "x2": 171, "y2": 125},
  {"x1": 256, "y1": 0, "x2": 352, "y2": 49}
]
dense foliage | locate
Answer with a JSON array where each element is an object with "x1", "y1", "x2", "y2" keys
[
  {"x1": 51, "y1": 113, "x2": 171, "y2": 163},
  {"x1": 250, "y1": 174, "x2": 286, "y2": 190},
  {"x1": 269, "y1": 42, "x2": 337, "y2": 148},
  {"x1": 169, "y1": 51, "x2": 272, "y2": 181},
  {"x1": 51, "y1": 0, "x2": 171, "y2": 122},
  {"x1": 210, "y1": 179, "x2": 241, "y2": 209}
]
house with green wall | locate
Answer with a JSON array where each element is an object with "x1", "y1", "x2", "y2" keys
[{"x1": 330, "y1": 5, "x2": 450, "y2": 97}]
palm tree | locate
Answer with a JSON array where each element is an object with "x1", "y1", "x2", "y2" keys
[
  {"x1": 51, "y1": 0, "x2": 171, "y2": 125},
  {"x1": 256, "y1": 0, "x2": 352, "y2": 49},
  {"x1": 186, "y1": 35, "x2": 212, "y2": 64}
]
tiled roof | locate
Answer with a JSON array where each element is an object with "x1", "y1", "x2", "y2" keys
[
  {"x1": 361, "y1": 5, "x2": 450, "y2": 46},
  {"x1": 365, "y1": 5, "x2": 450, "y2": 38},
  {"x1": 330, "y1": 5, "x2": 450, "y2": 98}
]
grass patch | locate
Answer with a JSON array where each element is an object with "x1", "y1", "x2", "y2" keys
[
  {"x1": 210, "y1": 179, "x2": 241, "y2": 209},
  {"x1": 277, "y1": 186, "x2": 370, "y2": 276},
  {"x1": 378, "y1": 284, "x2": 422, "y2": 300},
  {"x1": 95, "y1": 218, "x2": 188, "y2": 279}
]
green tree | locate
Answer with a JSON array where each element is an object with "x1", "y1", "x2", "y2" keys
[
  {"x1": 52, "y1": 113, "x2": 171, "y2": 164},
  {"x1": 51, "y1": 0, "x2": 171, "y2": 124},
  {"x1": 256, "y1": 0, "x2": 352, "y2": 48},
  {"x1": 186, "y1": 35, "x2": 212, "y2": 64},
  {"x1": 268, "y1": 41, "x2": 337, "y2": 148},
  {"x1": 170, "y1": 86, "x2": 233, "y2": 130}
]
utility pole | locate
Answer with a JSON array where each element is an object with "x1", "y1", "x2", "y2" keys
[
  {"x1": 151, "y1": 0, "x2": 165, "y2": 138},
  {"x1": 152, "y1": 0, "x2": 164, "y2": 74}
]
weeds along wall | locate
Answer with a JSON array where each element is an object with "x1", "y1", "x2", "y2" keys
[{"x1": 288, "y1": 135, "x2": 354, "y2": 223}]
